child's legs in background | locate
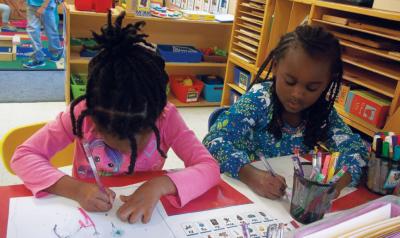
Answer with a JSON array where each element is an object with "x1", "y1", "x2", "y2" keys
[
  {"x1": 42, "y1": 6, "x2": 63, "y2": 56},
  {"x1": 0, "y1": 3, "x2": 11, "y2": 25},
  {"x1": 26, "y1": 6, "x2": 46, "y2": 61}
]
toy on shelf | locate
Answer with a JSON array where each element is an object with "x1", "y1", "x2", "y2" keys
[
  {"x1": 120, "y1": 0, "x2": 151, "y2": 16},
  {"x1": 200, "y1": 46, "x2": 227, "y2": 62},
  {"x1": 181, "y1": 10, "x2": 215, "y2": 21},
  {"x1": 150, "y1": 3, "x2": 182, "y2": 19},
  {"x1": 170, "y1": 75, "x2": 204, "y2": 103}
]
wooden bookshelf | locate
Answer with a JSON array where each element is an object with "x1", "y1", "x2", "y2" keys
[
  {"x1": 312, "y1": 18, "x2": 400, "y2": 42},
  {"x1": 220, "y1": 0, "x2": 400, "y2": 137},
  {"x1": 65, "y1": 3, "x2": 232, "y2": 106}
]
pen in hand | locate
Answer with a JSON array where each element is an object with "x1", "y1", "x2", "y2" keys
[
  {"x1": 82, "y1": 141, "x2": 114, "y2": 205},
  {"x1": 258, "y1": 152, "x2": 289, "y2": 200}
]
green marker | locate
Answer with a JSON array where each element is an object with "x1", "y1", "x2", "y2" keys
[{"x1": 382, "y1": 142, "x2": 389, "y2": 158}]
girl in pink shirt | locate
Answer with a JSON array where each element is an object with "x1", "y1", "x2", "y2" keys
[{"x1": 11, "y1": 12, "x2": 220, "y2": 224}]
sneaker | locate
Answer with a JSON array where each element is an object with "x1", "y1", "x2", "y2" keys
[
  {"x1": 23, "y1": 58, "x2": 46, "y2": 69},
  {"x1": 49, "y1": 53, "x2": 63, "y2": 62},
  {"x1": 0, "y1": 25, "x2": 17, "y2": 32}
]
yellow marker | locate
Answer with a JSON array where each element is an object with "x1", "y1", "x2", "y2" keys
[{"x1": 327, "y1": 152, "x2": 340, "y2": 182}]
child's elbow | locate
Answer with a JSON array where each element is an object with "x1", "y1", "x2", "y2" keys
[{"x1": 209, "y1": 157, "x2": 222, "y2": 186}]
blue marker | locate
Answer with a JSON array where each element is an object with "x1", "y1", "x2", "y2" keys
[{"x1": 394, "y1": 145, "x2": 400, "y2": 161}]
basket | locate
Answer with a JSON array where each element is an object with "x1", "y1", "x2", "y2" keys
[{"x1": 170, "y1": 75, "x2": 204, "y2": 103}]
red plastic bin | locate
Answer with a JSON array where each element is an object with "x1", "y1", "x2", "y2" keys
[
  {"x1": 94, "y1": 0, "x2": 112, "y2": 13},
  {"x1": 75, "y1": 0, "x2": 94, "y2": 11},
  {"x1": 170, "y1": 75, "x2": 204, "y2": 103}
]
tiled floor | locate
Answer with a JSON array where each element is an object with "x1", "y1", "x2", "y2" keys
[{"x1": 0, "y1": 102, "x2": 215, "y2": 186}]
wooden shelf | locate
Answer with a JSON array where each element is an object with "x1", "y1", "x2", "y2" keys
[
  {"x1": 67, "y1": 4, "x2": 232, "y2": 26},
  {"x1": 228, "y1": 83, "x2": 247, "y2": 94},
  {"x1": 237, "y1": 23, "x2": 262, "y2": 33},
  {"x1": 343, "y1": 64, "x2": 396, "y2": 98},
  {"x1": 291, "y1": 0, "x2": 315, "y2": 4},
  {"x1": 340, "y1": 39, "x2": 400, "y2": 62},
  {"x1": 315, "y1": 1, "x2": 400, "y2": 21},
  {"x1": 71, "y1": 52, "x2": 227, "y2": 68},
  {"x1": 312, "y1": 19, "x2": 400, "y2": 42},
  {"x1": 239, "y1": 10, "x2": 264, "y2": 19},
  {"x1": 168, "y1": 94, "x2": 220, "y2": 107},
  {"x1": 342, "y1": 54, "x2": 400, "y2": 81},
  {"x1": 240, "y1": 3, "x2": 265, "y2": 11},
  {"x1": 67, "y1": 4, "x2": 122, "y2": 17},
  {"x1": 335, "y1": 104, "x2": 379, "y2": 137}
]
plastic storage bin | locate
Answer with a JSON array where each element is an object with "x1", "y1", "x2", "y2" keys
[
  {"x1": 199, "y1": 75, "x2": 224, "y2": 102},
  {"x1": 157, "y1": 45, "x2": 203, "y2": 63},
  {"x1": 170, "y1": 75, "x2": 204, "y2": 103},
  {"x1": 230, "y1": 90, "x2": 241, "y2": 105},
  {"x1": 70, "y1": 73, "x2": 88, "y2": 99},
  {"x1": 94, "y1": 0, "x2": 112, "y2": 13},
  {"x1": 75, "y1": 0, "x2": 94, "y2": 11},
  {"x1": 234, "y1": 66, "x2": 251, "y2": 90}
]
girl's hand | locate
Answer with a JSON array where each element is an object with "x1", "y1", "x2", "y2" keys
[
  {"x1": 239, "y1": 164, "x2": 287, "y2": 199},
  {"x1": 117, "y1": 176, "x2": 177, "y2": 224},
  {"x1": 45, "y1": 176, "x2": 115, "y2": 212},
  {"x1": 76, "y1": 183, "x2": 116, "y2": 212}
]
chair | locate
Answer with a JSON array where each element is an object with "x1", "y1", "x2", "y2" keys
[
  {"x1": 0, "y1": 122, "x2": 74, "y2": 175},
  {"x1": 208, "y1": 107, "x2": 230, "y2": 131}
]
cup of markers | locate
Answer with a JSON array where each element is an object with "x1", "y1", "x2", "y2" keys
[
  {"x1": 289, "y1": 151, "x2": 346, "y2": 224},
  {"x1": 367, "y1": 132, "x2": 400, "y2": 195}
]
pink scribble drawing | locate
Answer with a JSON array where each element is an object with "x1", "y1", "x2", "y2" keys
[{"x1": 53, "y1": 208, "x2": 100, "y2": 237}]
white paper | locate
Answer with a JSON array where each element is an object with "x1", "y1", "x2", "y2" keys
[
  {"x1": 164, "y1": 203, "x2": 294, "y2": 237},
  {"x1": 303, "y1": 203, "x2": 392, "y2": 238},
  {"x1": 7, "y1": 182, "x2": 294, "y2": 238},
  {"x1": 7, "y1": 185, "x2": 174, "y2": 238}
]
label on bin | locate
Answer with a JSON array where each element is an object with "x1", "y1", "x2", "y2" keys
[
  {"x1": 238, "y1": 71, "x2": 249, "y2": 90},
  {"x1": 187, "y1": 90, "x2": 199, "y2": 102}
]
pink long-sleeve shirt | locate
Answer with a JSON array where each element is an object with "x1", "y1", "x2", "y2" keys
[{"x1": 11, "y1": 101, "x2": 220, "y2": 207}]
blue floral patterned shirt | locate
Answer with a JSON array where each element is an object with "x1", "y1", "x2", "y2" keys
[{"x1": 203, "y1": 81, "x2": 368, "y2": 186}]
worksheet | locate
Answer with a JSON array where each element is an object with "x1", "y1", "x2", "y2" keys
[{"x1": 7, "y1": 184, "x2": 293, "y2": 238}]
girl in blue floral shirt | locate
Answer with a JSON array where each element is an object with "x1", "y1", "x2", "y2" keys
[{"x1": 203, "y1": 25, "x2": 367, "y2": 199}]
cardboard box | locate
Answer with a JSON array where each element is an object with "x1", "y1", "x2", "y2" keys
[
  {"x1": 373, "y1": 0, "x2": 400, "y2": 13},
  {"x1": 345, "y1": 90, "x2": 391, "y2": 128},
  {"x1": 337, "y1": 83, "x2": 351, "y2": 106}
]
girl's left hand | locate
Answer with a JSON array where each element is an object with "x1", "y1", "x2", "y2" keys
[{"x1": 117, "y1": 176, "x2": 177, "y2": 224}]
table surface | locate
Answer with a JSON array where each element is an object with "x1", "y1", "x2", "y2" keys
[{"x1": 0, "y1": 158, "x2": 380, "y2": 238}]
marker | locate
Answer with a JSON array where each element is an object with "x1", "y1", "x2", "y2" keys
[
  {"x1": 373, "y1": 135, "x2": 380, "y2": 152},
  {"x1": 316, "y1": 152, "x2": 322, "y2": 172},
  {"x1": 329, "y1": 165, "x2": 348, "y2": 184},
  {"x1": 258, "y1": 152, "x2": 276, "y2": 177},
  {"x1": 291, "y1": 155, "x2": 304, "y2": 176},
  {"x1": 321, "y1": 155, "x2": 331, "y2": 177},
  {"x1": 385, "y1": 136, "x2": 394, "y2": 158},
  {"x1": 382, "y1": 141, "x2": 390, "y2": 158},
  {"x1": 376, "y1": 138, "x2": 383, "y2": 157},
  {"x1": 394, "y1": 145, "x2": 400, "y2": 161},
  {"x1": 392, "y1": 136, "x2": 398, "y2": 148},
  {"x1": 327, "y1": 152, "x2": 339, "y2": 182}
]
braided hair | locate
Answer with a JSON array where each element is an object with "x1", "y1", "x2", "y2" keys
[
  {"x1": 250, "y1": 25, "x2": 343, "y2": 147},
  {"x1": 70, "y1": 11, "x2": 168, "y2": 174}
]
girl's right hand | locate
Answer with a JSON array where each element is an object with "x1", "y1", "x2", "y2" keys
[
  {"x1": 239, "y1": 164, "x2": 287, "y2": 199},
  {"x1": 76, "y1": 183, "x2": 116, "y2": 212}
]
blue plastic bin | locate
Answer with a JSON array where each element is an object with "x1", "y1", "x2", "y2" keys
[
  {"x1": 230, "y1": 89, "x2": 242, "y2": 104},
  {"x1": 234, "y1": 66, "x2": 251, "y2": 90},
  {"x1": 200, "y1": 75, "x2": 224, "y2": 102},
  {"x1": 157, "y1": 44, "x2": 203, "y2": 63}
]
